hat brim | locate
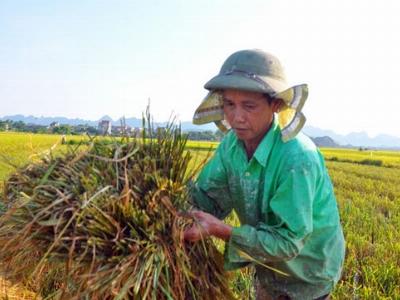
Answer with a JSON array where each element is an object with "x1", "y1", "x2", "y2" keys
[
  {"x1": 193, "y1": 84, "x2": 309, "y2": 142},
  {"x1": 204, "y1": 74, "x2": 288, "y2": 95},
  {"x1": 274, "y1": 84, "x2": 308, "y2": 110}
]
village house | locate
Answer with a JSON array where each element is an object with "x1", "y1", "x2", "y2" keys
[
  {"x1": 98, "y1": 120, "x2": 112, "y2": 135},
  {"x1": 131, "y1": 127, "x2": 143, "y2": 138},
  {"x1": 111, "y1": 125, "x2": 131, "y2": 135},
  {"x1": 48, "y1": 121, "x2": 59, "y2": 129}
]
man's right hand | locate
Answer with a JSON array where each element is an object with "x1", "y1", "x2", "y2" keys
[{"x1": 183, "y1": 210, "x2": 232, "y2": 242}]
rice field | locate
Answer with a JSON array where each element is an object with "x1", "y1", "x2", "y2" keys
[
  {"x1": 322, "y1": 147, "x2": 400, "y2": 168},
  {"x1": 1, "y1": 132, "x2": 400, "y2": 299}
]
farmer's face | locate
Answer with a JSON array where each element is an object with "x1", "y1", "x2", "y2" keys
[{"x1": 222, "y1": 89, "x2": 280, "y2": 149}]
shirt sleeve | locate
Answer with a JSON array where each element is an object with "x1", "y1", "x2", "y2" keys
[
  {"x1": 189, "y1": 143, "x2": 233, "y2": 220},
  {"x1": 227, "y1": 151, "x2": 317, "y2": 263}
]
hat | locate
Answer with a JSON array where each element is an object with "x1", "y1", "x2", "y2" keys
[{"x1": 193, "y1": 49, "x2": 308, "y2": 142}]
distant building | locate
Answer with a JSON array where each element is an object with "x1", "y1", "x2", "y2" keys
[
  {"x1": 98, "y1": 120, "x2": 112, "y2": 135},
  {"x1": 48, "y1": 121, "x2": 59, "y2": 129},
  {"x1": 112, "y1": 125, "x2": 131, "y2": 135},
  {"x1": 131, "y1": 127, "x2": 143, "y2": 138}
]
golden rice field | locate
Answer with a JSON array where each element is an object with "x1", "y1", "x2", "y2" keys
[{"x1": 0, "y1": 132, "x2": 400, "y2": 299}]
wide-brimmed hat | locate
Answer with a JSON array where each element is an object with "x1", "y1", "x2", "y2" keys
[{"x1": 193, "y1": 49, "x2": 308, "y2": 142}]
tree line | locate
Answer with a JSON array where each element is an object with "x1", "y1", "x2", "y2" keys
[
  {"x1": 0, "y1": 120, "x2": 96, "y2": 135},
  {"x1": 0, "y1": 120, "x2": 224, "y2": 141}
]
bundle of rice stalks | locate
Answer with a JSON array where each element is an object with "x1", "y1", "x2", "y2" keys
[{"x1": 0, "y1": 114, "x2": 235, "y2": 300}]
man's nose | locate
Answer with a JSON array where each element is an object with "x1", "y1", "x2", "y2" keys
[{"x1": 233, "y1": 108, "x2": 246, "y2": 123}]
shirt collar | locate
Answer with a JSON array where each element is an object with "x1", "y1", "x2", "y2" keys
[{"x1": 253, "y1": 119, "x2": 279, "y2": 167}]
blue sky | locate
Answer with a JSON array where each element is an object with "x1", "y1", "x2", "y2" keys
[{"x1": 1, "y1": 0, "x2": 400, "y2": 137}]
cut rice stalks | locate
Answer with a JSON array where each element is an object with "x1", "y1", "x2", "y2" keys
[{"x1": 0, "y1": 112, "x2": 235, "y2": 300}]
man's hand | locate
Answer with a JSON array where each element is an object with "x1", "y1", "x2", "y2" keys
[{"x1": 183, "y1": 210, "x2": 232, "y2": 242}]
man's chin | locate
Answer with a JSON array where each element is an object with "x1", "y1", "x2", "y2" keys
[{"x1": 234, "y1": 129, "x2": 249, "y2": 139}]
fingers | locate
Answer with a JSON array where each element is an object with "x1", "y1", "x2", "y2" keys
[
  {"x1": 184, "y1": 226, "x2": 199, "y2": 242},
  {"x1": 180, "y1": 210, "x2": 218, "y2": 242},
  {"x1": 180, "y1": 210, "x2": 206, "y2": 242},
  {"x1": 183, "y1": 224, "x2": 206, "y2": 242},
  {"x1": 179, "y1": 209, "x2": 203, "y2": 220},
  {"x1": 177, "y1": 210, "x2": 192, "y2": 218},
  {"x1": 189, "y1": 210, "x2": 204, "y2": 219}
]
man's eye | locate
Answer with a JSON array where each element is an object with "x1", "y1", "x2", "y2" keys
[
  {"x1": 245, "y1": 105, "x2": 256, "y2": 110},
  {"x1": 223, "y1": 101, "x2": 234, "y2": 107}
]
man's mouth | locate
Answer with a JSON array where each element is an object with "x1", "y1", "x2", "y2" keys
[{"x1": 234, "y1": 128, "x2": 248, "y2": 134}]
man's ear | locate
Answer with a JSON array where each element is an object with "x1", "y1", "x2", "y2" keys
[{"x1": 272, "y1": 99, "x2": 284, "y2": 113}]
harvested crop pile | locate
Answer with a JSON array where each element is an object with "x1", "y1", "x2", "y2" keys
[{"x1": 0, "y1": 117, "x2": 234, "y2": 300}]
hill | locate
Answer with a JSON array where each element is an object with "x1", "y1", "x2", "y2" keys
[
  {"x1": 310, "y1": 136, "x2": 340, "y2": 148},
  {"x1": 304, "y1": 126, "x2": 400, "y2": 149}
]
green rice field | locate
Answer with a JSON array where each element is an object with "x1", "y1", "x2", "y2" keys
[{"x1": 0, "y1": 131, "x2": 399, "y2": 299}]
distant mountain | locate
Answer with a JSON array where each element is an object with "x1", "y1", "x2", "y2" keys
[
  {"x1": 99, "y1": 115, "x2": 113, "y2": 122},
  {"x1": 0, "y1": 114, "x2": 99, "y2": 126},
  {"x1": 310, "y1": 136, "x2": 340, "y2": 148},
  {"x1": 303, "y1": 126, "x2": 344, "y2": 143},
  {"x1": 0, "y1": 115, "x2": 217, "y2": 132},
  {"x1": 303, "y1": 126, "x2": 400, "y2": 149}
]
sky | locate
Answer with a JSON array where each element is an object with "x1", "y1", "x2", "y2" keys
[{"x1": 1, "y1": 0, "x2": 400, "y2": 137}]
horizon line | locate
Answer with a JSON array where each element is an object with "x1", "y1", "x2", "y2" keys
[{"x1": 1, "y1": 113, "x2": 400, "y2": 139}]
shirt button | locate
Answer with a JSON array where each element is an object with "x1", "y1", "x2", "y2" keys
[{"x1": 245, "y1": 172, "x2": 250, "y2": 177}]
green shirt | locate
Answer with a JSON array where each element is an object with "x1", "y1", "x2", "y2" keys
[{"x1": 191, "y1": 120, "x2": 345, "y2": 300}]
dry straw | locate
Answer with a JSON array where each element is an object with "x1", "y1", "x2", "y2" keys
[{"x1": 0, "y1": 110, "x2": 235, "y2": 300}]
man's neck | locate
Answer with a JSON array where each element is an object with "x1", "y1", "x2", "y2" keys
[{"x1": 243, "y1": 124, "x2": 272, "y2": 160}]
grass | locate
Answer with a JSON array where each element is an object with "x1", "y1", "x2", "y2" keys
[{"x1": 0, "y1": 132, "x2": 400, "y2": 299}]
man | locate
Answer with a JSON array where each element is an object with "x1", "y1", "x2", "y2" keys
[{"x1": 184, "y1": 49, "x2": 345, "y2": 300}]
